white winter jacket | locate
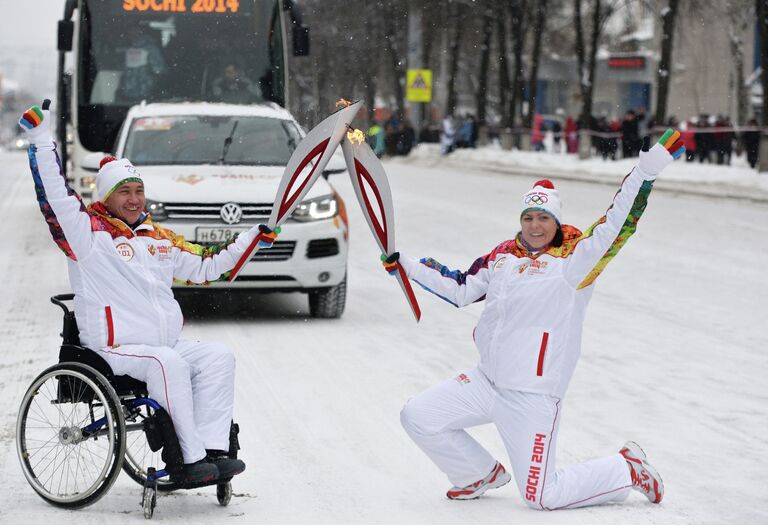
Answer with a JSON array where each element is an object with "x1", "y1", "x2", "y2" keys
[
  {"x1": 29, "y1": 139, "x2": 262, "y2": 350},
  {"x1": 400, "y1": 168, "x2": 655, "y2": 398}
]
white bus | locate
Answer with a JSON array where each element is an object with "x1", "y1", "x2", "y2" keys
[{"x1": 56, "y1": 0, "x2": 309, "y2": 198}]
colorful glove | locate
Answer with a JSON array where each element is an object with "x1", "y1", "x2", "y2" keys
[
  {"x1": 636, "y1": 128, "x2": 685, "y2": 180},
  {"x1": 18, "y1": 99, "x2": 53, "y2": 145},
  {"x1": 381, "y1": 252, "x2": 400, "y2": 275},
  {"x1": 257, "y1": 224, "x2": 281, "y2": 248}
]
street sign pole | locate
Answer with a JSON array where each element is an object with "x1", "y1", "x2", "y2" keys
[{"x1": 407, "y1": 1, "x2": 423, "y2": 136}]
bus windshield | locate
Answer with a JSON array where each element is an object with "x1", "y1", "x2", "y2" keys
[
  {"x1": 77, "y1": 0, "x2": 285, "y2": 152},
  {"x1": 123, "y1": 115, "x2": 301, "y2": 166}
]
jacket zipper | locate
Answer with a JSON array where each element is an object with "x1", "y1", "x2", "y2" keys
[{"x1": 536, "y1": 332, "x2": 549, "y2": 377}]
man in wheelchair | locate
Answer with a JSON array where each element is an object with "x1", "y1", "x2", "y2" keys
[{"x1": 19, "y1": 101, "x2": 279, "y2": 484}]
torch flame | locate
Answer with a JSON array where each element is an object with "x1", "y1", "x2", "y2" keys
[
  {"x1": 347, "y1": 128, "x2": 365, "y2": 145},
  {"x1": 335, "y1": 98, "x2": 352, "y2": 109}
]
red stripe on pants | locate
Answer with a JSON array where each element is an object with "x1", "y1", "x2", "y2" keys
[
  {"x1": 537, "y1": 332, "x2": 549, "y2": 376},
  {"x1": 105, "y1": 306, "x2": 114, "y2": 347}
]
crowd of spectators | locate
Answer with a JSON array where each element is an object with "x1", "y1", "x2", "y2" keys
[
  {"x1": 364, "y1": 107, "x2": 762, "y2": 170},
  {"x1": 366, "y1": 116, "x2": 416, "y2": 158}
]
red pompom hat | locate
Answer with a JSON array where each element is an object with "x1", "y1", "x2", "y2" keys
[
  {"x1": 520, "y1": 179, "x2": 562, "y2": 224},
  {"x1": 96, "y1": 156, "x2": 143, "y2": 201}
]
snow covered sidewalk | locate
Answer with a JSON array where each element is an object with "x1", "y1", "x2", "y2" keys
[{"x1": 394, "y1": 143, "x2": 768, "y2": 202}]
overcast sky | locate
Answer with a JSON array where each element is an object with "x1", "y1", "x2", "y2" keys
[{"x1": 1, "y1": 1, "x2": 66, "y2": 98}]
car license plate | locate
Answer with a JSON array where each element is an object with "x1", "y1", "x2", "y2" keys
[{"x1": 195, "y1": 226, "x2": 249, "y2": 243}]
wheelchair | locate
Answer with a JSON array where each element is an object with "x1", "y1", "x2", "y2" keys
[{"x1": 16, "y1": 294, "x2": 240, "y2": 519}]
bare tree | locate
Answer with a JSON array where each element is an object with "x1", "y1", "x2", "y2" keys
[
  {"x1": 445, "y1": 2, "x2": 467, "y2": 115},
  {"x1": 496, "y1": 3, "x2": 511, "y2": 126},
  {"x1": 654, "y1": 0, "x2": 681, "y2": 126},
  {"x1": 574, "y1": 0, "x2": 617, "y2": 127},
  {"x1": 717, "y1": 0, "x2": 754, "y2": 125},
  {"x1": 476, "y1": 4, "x2": 494, "y2": 124},
  {"x1": 759, "y1": 0, "x2": 768, "y2": 126},
  {"x1": 524, "y1": 0, "x2": 548, "y2": 128},
  {"x1": 508, "y1": 0, "x2": 528, "y2": 127},
  {"x1": 383, "y1": 2, "x2": 408, "y2": 121}
]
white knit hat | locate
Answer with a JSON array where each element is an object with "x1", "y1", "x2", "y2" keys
[
  {"x1": 521, "y1": 179, "x2": 562, "y2": 224},
  {"x1": 96, "y1": 156, "x2": 143, "y2": 201}
]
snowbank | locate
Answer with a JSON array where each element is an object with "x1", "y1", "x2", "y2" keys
[{"x1": 396, "y1": 143, "x2": 768, "y2": 202}]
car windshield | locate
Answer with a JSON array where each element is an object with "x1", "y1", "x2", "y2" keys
[{"x1": 123, "y1": 114, "x2": 301, "y2": 166}]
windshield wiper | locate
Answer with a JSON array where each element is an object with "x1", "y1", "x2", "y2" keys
[{"x1": 219, "y1": 120, "x2": 239, "y2": 164}]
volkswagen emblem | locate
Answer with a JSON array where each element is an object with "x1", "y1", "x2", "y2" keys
[{"x1": 220, "y1": 202, "x2": 243, "y2": 225}]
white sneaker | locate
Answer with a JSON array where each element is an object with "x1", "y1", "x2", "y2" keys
[
  {"x1": 620, "y1": 441, "x2": 664, "y2": 503},
  {"x1": 446, "y1": 462, "x2": 511, "y2": 500}
]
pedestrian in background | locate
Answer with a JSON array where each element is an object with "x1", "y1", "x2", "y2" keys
[
  {"x1": 680, "y1": 120, "x2": 697, "y2": 162},
  {"x1": 367, "y1": 121, "x2": 386, "y2": 158},
  {"x1": 621, "y1": 110, "x2": 640, "y2": 158},
  {"x1": 441, "y1": 114, "x2": 456, "y2": 156},
  {"x1": 743, "y1": 118, "x2": 760, "y2": 169},
  {"x1": 531, "y1": 113, "x2": 545, "y2": 152},
  {"x1": 714, "y1": 115, "x2": 733, "y2": 165},
  {"x1": 564, "y1": 117, "x2": 578, "y2": 154}
]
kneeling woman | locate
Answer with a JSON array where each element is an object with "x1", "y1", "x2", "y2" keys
[{"x1": 388, "y1": 132, "x2": 684, "y2": 509}]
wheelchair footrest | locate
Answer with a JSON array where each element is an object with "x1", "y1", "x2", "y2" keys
[{"x1": 172, "y1": 476, "x2": 233, "y2": 491}]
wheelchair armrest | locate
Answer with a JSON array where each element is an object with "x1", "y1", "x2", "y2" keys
[{"x1": 51, "y1": 294, "x2": 75, "y2": 315}]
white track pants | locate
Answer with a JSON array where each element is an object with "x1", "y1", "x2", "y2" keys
[
  {"x1": 95, "y1": 340, "x2": 235, "y2": 464},
  {"x1": 400, "y1": 368, "x2": 632, "y2": 510}
]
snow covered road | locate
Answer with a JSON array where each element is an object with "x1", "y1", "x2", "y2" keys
[{"x1": 0, "y1": 149, "x2": 766, "y2": 524}]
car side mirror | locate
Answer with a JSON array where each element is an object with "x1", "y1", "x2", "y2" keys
[
  {"x1": 82, "y1": 152, "x2": 106, "y2": 172},
  {"x1": 322, "y1": 148, "x2": 347, "y2": 178},
  {"x1": 58, "y1": 20, "x2": 74, "y2": 52},
  {"x1": 322, "y1": 168, "x2": 346, "y2": 179}
]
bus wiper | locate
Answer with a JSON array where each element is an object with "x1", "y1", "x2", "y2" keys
[{"x1": 219, "y1": 120, "x2": 239, "y2": 164}]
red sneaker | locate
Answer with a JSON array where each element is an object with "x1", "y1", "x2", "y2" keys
[
  {"x1": 620, "y1": 441, "x2": 664, "y2": 503},
  {"x1": 446, "y1": 462, "x2": 511, "y2": 500}
]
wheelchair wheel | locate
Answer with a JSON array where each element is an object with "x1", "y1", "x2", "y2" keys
[
  {"x1": 217, "y1": 481, "x2": 232, "y2": 506},
  {"x1": 142, "y1": 471, "x2": 158, "y2": 519},
  {"x1": 122, "y1": 402, "x2": 178, "y2": 492},
  {"x1": 16, "y1": 363, "x2": 126, "y2": 508}
]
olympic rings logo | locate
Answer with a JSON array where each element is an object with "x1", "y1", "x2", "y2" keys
[{"x1": 525, "y1": 192, "x2": 549, "y2": 206}]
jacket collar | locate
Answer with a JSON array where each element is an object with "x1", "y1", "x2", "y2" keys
[
  {"x1": 514, "y1": 224, "x2": 583, "y2": 259},
  {"x1": 88, "y1": 201, "x2": 153, "y2": 237}
]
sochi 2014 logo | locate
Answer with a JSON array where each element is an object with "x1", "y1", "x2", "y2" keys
[{"x1": 525, "y1": 192, "x2": 549, "y2": 206}]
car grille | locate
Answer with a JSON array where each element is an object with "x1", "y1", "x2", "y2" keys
[
  {"x1": 164, "y1": 202, "x2": 273, "y2": 220},
  {"x1": 251, "y1": 240, "x2": 295, "y2": 261},
  {"x1": 306, "y1": 238, "x2": 339, "y2": 259},
  {"x1": 233, "y1": 275, "x2": 297, "y2": 282},
  {"x1": 198, "y1": 240, "x2": 295, "y2": 261}
]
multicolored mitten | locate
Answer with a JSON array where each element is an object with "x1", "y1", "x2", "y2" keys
[
  {"x1": 657, "y1": 129, "x2": 685, "y2": 159},
  {"x1": 381, "y1": 252, "x2": 400, "y2": 275},
  {"x1": 257, "y1": 224, "x2": 281, "y2": 248},
  {"x1": 636, "y1": 128, "x2": 685, "y2": 180},
  {"x1": 18, "y1": 99, "x2": 53, "y2": 145}
]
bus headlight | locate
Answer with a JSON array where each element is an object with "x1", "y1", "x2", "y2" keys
[
  {"x1": 292, "y1": 195, "x2": 338, "y2": 221},
  {"x1": 146, "y1": 199, "x2": 168, "y2": 221}
]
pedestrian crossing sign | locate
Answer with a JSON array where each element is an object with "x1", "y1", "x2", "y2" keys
[{"x1": 406, "y1": 69, "x2": 432, "y2": 103}]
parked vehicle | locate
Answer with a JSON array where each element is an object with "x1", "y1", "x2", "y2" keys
[{"x1": 84, "y1": 102, "x2": 349, "y2": 318}]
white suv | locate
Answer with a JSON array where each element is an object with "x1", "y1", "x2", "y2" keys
[{"x1": 96, "y1": 102, "x2": 349, "y2": 318}]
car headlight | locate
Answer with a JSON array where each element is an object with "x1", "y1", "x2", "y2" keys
[
  {"x1": 146, "y1": 199, "x2": 168, "y2": 221},
  {"x1": 79, "y1": 176, "x2": 96, "y2": 192},
  {"x1": 292, "y1": 195, "x2": 338, "y2": 221}
]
